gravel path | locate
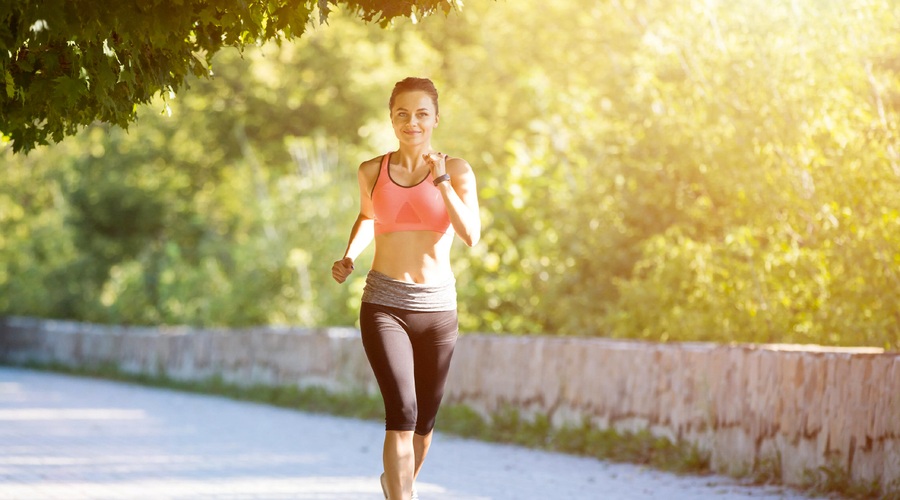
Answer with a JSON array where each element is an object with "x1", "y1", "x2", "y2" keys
[{"x1": 0, "y1": 367, "x2": 813, "y2": 499}]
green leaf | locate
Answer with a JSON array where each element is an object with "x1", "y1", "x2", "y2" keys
[
  {"x1": 53, "y1": 75, "x2": 88, "y2": 107},
  {"x1": 4, "y1": 70, "x2": 14, "y2": 99}
]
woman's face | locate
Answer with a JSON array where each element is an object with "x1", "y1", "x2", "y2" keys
[{"x1": 390, "y1": 90, "x2": 439, "y2": 147}]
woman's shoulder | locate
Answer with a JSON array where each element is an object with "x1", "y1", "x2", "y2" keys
[
  {"x1": 358, "y1": 154, "x2": 387, "y2": 176},
  {"x1": 360, "y1": 153, "x2": 388, "y2": 168},
  {"x1": 357, "y1": 154, "x2": 390, "y2": 195},
  {"x1": 445, "y1": 155, "x2": 474, "y2": 176}
]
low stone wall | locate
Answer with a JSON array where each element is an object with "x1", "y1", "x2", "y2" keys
[{"x1": 1, "y1": 316, "x2": 897, "y2": 491}]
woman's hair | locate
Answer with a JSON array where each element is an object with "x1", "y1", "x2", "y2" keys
[{"x1": 389, "y1": 77, "x2": 439, "y2": 115}]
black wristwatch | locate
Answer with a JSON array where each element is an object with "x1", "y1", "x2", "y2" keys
[{"x1": 433, "y1": 173, "x2": 451, "y2": 186}]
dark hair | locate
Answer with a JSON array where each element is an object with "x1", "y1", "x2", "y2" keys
[{"x1": 389, "y1": 77, "x2": 439, "y2": 115}]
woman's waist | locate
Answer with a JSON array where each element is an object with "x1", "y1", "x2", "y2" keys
[
  {"x1": 361, "y1": 269, "x2": 456, "y2": 312},
  {"x1": 369, "y1": 261, "x2": 453, "y2": 285}
]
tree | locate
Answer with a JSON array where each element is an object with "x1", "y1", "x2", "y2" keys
[
  {"x1": 0, "y1": 9, "x2": 436, "y2": 326},
  {"x1": 418, "y1": 0, "x2": 899, "y2": 347},
  {"x1": 0, "y1": 0, "x2": 461, "y2": 153}
]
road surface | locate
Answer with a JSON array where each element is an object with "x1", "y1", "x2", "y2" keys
[{"x1": 0, "y1": 367, "x2": 811, "y2": 499}]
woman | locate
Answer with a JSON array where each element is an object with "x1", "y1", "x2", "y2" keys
[{"x1": 331, "y1": 77, "x2": 480, "y2": 500}]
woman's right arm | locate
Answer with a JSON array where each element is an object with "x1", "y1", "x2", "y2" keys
[{"x1": 332, "y1": 161, "x2": 377, "y2": 284}]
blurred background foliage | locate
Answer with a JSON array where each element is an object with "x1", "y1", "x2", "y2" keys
[{"x1": 2, "y1": 0, "x2": 898, "y2": 348}]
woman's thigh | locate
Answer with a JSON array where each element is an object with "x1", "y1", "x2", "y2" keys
[{"x1": 359, "y1": 303, "x2": 418, "y2": 429}]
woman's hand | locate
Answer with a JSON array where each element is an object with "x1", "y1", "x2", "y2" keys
[
  {"x1": 423, "y1": 152, "x2": 449, "y2": 178},
  {"x1": 332, "y1": 257, "x2": 355, "y2": 284}
]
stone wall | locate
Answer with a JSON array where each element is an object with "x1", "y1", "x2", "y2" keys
[{"x1": 1, "y1": 316, "x2": 897, "y2": 491}]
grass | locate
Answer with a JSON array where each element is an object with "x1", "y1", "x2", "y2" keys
[
  {"x1": 750, "y1": 452, "x2": 782, "y2": 486},
  {"x1": 7, "y1": 360, "x2": 897, "y2": 498},
  {"x1": 801, "y1": 458, "x2": 897, "y2": 499}
]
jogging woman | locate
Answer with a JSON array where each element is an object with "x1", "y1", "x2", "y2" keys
[{"x1": 332, "y1": 77, "x2": 480, "y2": 500}]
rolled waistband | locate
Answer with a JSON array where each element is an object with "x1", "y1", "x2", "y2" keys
[{"x1": 361, "y1": 270, "x2": 457, "y2": 312}]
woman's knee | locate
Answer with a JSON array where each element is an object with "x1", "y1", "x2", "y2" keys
[
  {"x1": 415, "y1": 419, "x2": 437, "y2": 436},
  {"x1": 386, "y1": 398, "x2": 418, "y2": 432}
]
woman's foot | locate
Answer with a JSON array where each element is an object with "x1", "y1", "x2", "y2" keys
[{"x1": 380, "y1": 472, "x2": 418, "y2": 499}]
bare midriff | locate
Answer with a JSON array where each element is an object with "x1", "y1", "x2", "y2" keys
[{"x1": 372, "y1": 230, "x2": 455, "y2": 284}]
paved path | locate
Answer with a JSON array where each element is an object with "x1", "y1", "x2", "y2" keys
[{"x1": 0, "y1": 367, "x2": 811, "y2": 499}]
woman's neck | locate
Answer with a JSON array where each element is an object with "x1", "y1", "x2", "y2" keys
[{"x1": 393, "y1": 144, "x2": 434, "y2": 171}]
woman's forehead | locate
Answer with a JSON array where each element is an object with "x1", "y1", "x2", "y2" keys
[{"x1": 392, "y1": 91, "x2": 435, "y2": 110}]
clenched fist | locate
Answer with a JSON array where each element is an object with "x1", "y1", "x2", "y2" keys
[{"x1": 332, "y1": 257, "x2": 355, "y2": 284}]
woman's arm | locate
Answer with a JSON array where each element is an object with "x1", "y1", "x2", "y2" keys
[
  {"x1": 436, "y1": 157, "x2": 481, "y2": 247},
  {"x1": 332, "y1": 161, "x2": 378, "y2": 283}
]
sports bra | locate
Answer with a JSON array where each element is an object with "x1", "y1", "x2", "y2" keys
[{"x1": 372, "y1": 152, "x2": 452, "y2": 236}]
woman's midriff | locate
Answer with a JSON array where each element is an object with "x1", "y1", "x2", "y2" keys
[{"x1": 372, "y1": 230, "x2": 455, "y2": 284}]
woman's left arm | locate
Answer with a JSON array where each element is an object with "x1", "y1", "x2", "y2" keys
[{"x1": 437, "y1": 157, "x2": 481, "y2": 247}]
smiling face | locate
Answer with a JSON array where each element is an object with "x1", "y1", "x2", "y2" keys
[{"x1": 390, "y1": 90, "x2": 439, "y2": 147}]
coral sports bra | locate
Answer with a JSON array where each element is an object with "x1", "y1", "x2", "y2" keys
[{"x1": 372, "y1": 152, "x2": 452, "y2": 236}]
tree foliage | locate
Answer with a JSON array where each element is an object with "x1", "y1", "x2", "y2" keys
[
  {"x1": 0, "y1": 11, "x2": 430, "y2": 325},
  {"x1": 436, "y1": 0, "x2": 900, "y2": 347},
  {"x1": 0, "y1": 0, "x2": 461, "y2": 152},
  {"x1": 2, "y1": 0, "x2": 898, "y2": 349}
]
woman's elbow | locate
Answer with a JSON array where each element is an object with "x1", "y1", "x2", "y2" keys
[{"x1": 463, "y1": 227, "x2": 481, "y2": 247}]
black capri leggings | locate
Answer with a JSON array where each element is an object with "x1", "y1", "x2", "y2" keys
[{"x1": 360, "y1": 302, "x2": 458, "y2": 435}]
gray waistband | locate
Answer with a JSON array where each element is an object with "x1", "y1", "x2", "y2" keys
[{"x1": 361, "y1": 270, "x2": 457, "y2": 312}]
